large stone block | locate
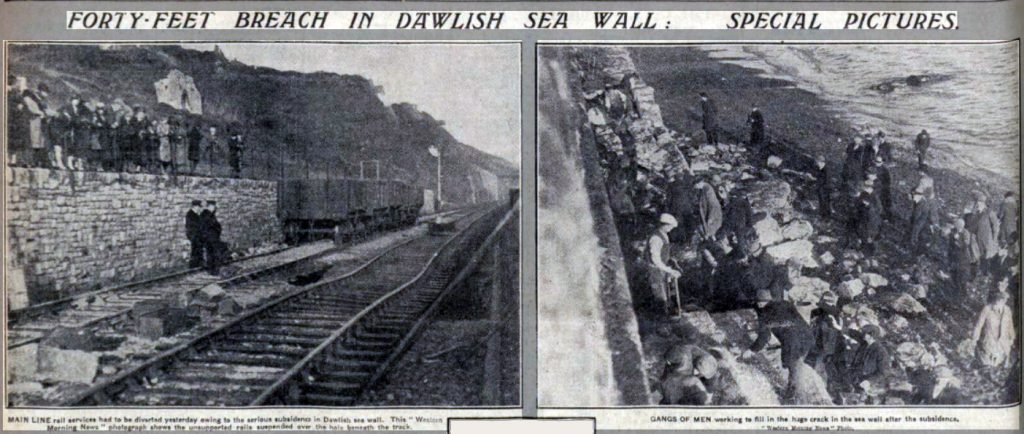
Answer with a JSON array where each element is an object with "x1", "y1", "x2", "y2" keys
[
  {"x1": 37, "y1": 346, "x2": 99, "y2": 383},
  {"x1": 752, "y1": 216, "x2": 783, "y2": 247},
  {"x1": 764, "y1": 240, "x2": 818, "y2": 269},
  {"x1": 8, "y1": 343, "x2": 39, "y2": 382}
]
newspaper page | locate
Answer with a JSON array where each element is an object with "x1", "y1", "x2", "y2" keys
[{"x1": 0, "y1": 1, "x2": 1021, "y2": 434}]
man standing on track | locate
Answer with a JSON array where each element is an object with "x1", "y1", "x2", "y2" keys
[
  {"x1": 201, "y1": 200, "x2": 224, "y2": 275},
  {"x1": 185, "y1": 200, "x2": 204, "y2": 268}
]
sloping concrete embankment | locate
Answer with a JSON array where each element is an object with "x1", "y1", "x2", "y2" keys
[{"x1": 538, "y1": 48, "x2": 651, "y2": 406}]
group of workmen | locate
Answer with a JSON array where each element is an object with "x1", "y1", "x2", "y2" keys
[
  {"x1": 6, "y1": 76, "x2": 245, "y2": 177},
  {"x1": 184, "y1": 200, "x2": 227, "y2": 275},
  {"x1": 583, "y1": 78, "x2": 1019, "y2": 406}
]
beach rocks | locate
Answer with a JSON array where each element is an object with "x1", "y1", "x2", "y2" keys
[
  {"x1": 764, "y1": 240, "x2": 818, "y2": 269},
  {"x1": 37, "y1": 345, "x2": 99, "y2": 383},
  {"x1": 787, "y1": 276, "x2": 830, "y2": 306},
  {"x1": 886, "y1": 314, "x2": 910, "y2": 330},
  {"x1": 908, "y1": 284, "x2": 928, "y2": 300},
  {"x1": 842, "y1": 303, "x2": 881, "y2": 330},
  {"x1": 836, "y1": 278, "x2": 865, "y2": 299},
  {"x1": 747, "y1": 180, "x2": 793, "y2": 217},
  {"x1": 819, "y1": 251, "x2": 835, "y2": 266},
  {"x1": 752, "y1": 216, "x2": 783, "y2": 247},
  {"x1": 781, "y1": 220, "x2": 814, "y2": 241},
  {"x1": 860, "y1": 273, "x2": 889, "y2": 288},
  {"x1": 766, "y1": 156, "x2": 783, "y2": 169},
  {"x1": 889, "y1": 293, "x2": 927, "y2": 315}
]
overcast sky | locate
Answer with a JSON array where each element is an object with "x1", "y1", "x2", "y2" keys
[{"x1": 184, "y1": 43, "x2": 520, "y2": 164}]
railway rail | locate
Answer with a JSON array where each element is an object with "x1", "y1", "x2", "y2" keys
[
  {"x1": 63, "y1": 204, "x2": 508, "y2": 406},
  {"x1": 6, "y1": 209, "x2": 464, "y2": 350}
]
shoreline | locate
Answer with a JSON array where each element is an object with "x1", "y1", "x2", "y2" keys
[{"x1": 631, "y1": 46, "x2": 1017, "y2": 223}]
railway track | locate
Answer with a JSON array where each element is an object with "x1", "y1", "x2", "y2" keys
[
  {"x1": 63, "y1": 205, "x2": 508, "y2": 406},
  {"x1": 6, "y1": 242, "x2": 339, "y2": 350}
]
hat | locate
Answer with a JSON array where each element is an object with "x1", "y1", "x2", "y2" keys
[
  {"x1": 659, "y1": 213, "x2": 678, "y2": 227},
  {"x1": 695, "y1": 354, "x2": 719, "y2": 379},
  {"x1": 191, "y1": 200, "x2": 202, "y2": 206},
  {"x1": 755, "y1": 289, "x2": 773, "y2": 302},
  {"x1": 862, "y1": 324, "x2": 882, "y2": 339}
]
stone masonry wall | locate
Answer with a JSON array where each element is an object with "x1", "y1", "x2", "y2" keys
[{"x1": 5, "y1": 168, "x2": 281, "y2": 307}]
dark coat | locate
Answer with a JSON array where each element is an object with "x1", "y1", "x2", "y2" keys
[
  {"x1": 185, "y1": 209, "x2": 202, "y2": 241},
  {"x1": 200, "y1": 209, "x2": 222, "y2": 241},
  {"x1": 909, "y1": 198, "x2": 939, "y2": 244},
  {"x1": 666, "y1": 175, "x2": 697, "y2": 234},
  {"x1": 856, "y1": 191, "x2": 883, "y2": 240},
  {"x1": 851, "y1": 339, "x2": 891, "y2": 385},
  {"x1": 751, "y1": 301, "x2": 813, "y2": 368},
  {"x1": 811, "y1": 304, "x2": 845, "y2": 358},
  {"x1": 700, "y1": 98, "x2": 718, "y2": 130},
  {"x1": 999, "y1": 198, "x2": 1019, "y2": 245},
  {"x1": 721, "y1": 195, "x2": 754, "y2": 237},
  {"x1": 187, "y1": 126, "x2": 203, "y2": 161}
]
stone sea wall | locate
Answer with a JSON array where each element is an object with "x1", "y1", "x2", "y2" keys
[{"x1": 5, "y1": 168, "x2": 281, "y2": 308}]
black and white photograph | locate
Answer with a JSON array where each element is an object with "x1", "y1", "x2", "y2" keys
[
  {"x1": 538, "y1": 43, "x2": 1020, "y2": 407},
  {"x1": 4, "y1": 42, "x2": 521, "y2": 407}
]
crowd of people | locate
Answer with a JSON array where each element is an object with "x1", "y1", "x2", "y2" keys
[
  {"x1": 580, "y1": 71, "x2": 1019, "y2": 406},
  {"x1": 184, "y1": 200, "x2": 227, "y2": 275},
  {"x1": 6, "y1": 76, "x2": 246, "y2": 177}
]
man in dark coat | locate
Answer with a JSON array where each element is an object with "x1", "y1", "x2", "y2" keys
[
  {"x1": 998, "y1": 192, "x2": 1019, "y2": 248},
  {"x1": 187, "y1": 123, "x2": 203, "y2": 175},
  {"x1": 200, "y1": 200, "x2": 224, "y2": 275},
  {"x1": 908, "y1": 191, "x2": 939, "y2": 254},
  {"x1": 841, "y1": 136, "x2": 864, "y2": 197},
  {"x1": 856, "y1": 180, "x2": 883, "y2": 256},
  {"x1": 744, "y1": 290, "x2": 815, "y2": 397},
  {"x1": 813, "y1": 155, "x2": 833, "y2": 218},
  {"x1": 747, "y1": 106, "x2": 765, "y2": 148},
  {"x1": 914, "y1": 129, "x2": 930, "y2": 169},
  {"x1": 7, "y1": 77, "x2": 27, "y2": 166},
  {"x1": 720, "y1": 187, "x2": 754, "y2": 242},
  {"x1": 665, "y1": 171, "x2": 697, "y2": 243},
  {"x1": 228, "y1": 127, "x2": 244, "y2": 178},
  {"x1": 185, "y1": 200, "x2": 204, "y2": 267},
  {"x1": 850, "y1": 324, "x2": 891, "y2": 404},
  {"x1": 699, "y1": 92, "x2": 719, "y2": 146},
  {"x1": 712, "y1": 230, "x2": 789, "y2": 308},
  {"x1": 875, "y1": 156, "x2": 894, "y2": 220},
  {"x1": 809, "y1": 291, "x2": 848, "y2": 404}
]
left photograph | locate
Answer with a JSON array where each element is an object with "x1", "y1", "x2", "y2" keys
[{"x1": 4, "y1": 42, "x2": 521, "y2": 407}]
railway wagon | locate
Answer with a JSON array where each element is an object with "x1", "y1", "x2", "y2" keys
[{"x1": 278, "y1": 178, "x2": 423, "y2": 244}]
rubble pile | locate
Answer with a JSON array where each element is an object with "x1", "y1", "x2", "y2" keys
[{"x1": 569, "y1": 47, "x2": 1016, "y2": 406}]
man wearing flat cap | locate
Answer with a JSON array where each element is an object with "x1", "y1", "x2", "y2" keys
[{"x1": 647, "y1": 213, "x2": 682, "y2": 315}]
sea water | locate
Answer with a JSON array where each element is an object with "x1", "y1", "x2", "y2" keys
[{"x1": 704, "y1": 43, "x2": 1020, "y2": 187}]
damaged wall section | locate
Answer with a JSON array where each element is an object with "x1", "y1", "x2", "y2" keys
[{"x1": 5, "y1": 168, "x2": 281, "y2": 308}]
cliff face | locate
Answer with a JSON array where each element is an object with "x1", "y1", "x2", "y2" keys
[{"x1": 7, "y1": 44, "x2": 517, "y2": 205}]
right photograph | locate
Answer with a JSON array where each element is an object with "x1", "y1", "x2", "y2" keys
[{"x1": 537, "y1": 43, "x2": 1020, "y2": 407}]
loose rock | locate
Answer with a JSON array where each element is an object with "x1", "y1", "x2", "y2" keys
[
  {"x1": 37, "y1": 346, "x2": 100, "y2": 383},
  {"x1": 752, "y1": 216, "x2": 783, "y2": 247},
  {"x1": 836, "y1": 278, "x2": 865, "y2": 299},
  {"x1": 889, "y1": 293, "x2": 927, "y2": 315},
  {"x1": 764, "y1": 240, "x2": 818, "y2": 269},
  {"x1": 781, "y1": 220, "x2": 815, "y2": 241}
]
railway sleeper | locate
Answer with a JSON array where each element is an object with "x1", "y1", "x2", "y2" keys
[
  {"x1": 301, "y1": 381, "x2": 362, "y2": 397},
  {"x1": 314, "y1": 369, "x2": 372, "y2": 383},
  {"x1": 213, "y1": 343, "x2": 310, "y2": 358},
  {"x1": 352, "y1": 330, "x2": 400, "y2": 342},
  {"x1": 185, "y1": 351, "x2": 297, "y2": 368},
  {"x1": 240, "y1": 325, "x2": 333, "y2": 338},
  {"x1": 300, "y1": 393, "x2": 355, "y2": 406},
  {"x1": 266, "y1": 312, "x2": 349, "y2": 322},
  {"x1": 323, "y1": 357, "x2": 380, "y2": 371},
  {"x1": 224, "y1": 333, "x2": 324, "y2": 347},
  {"x1": 289, "y1": 301, "x2": 368, "y2": 312},
  {"x1": 261, "y1": 318, "x2": 347, "y2": 328},
  {"x1": 331, "y1": 348, "x2": 388, "y2": 361}
]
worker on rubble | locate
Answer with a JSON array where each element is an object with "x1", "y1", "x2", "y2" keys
[
  {"x1": 665, "y1": 170, "x2": 697, "y2": 243},
  {"x1": 743, "y1": 289, "x2": 816, "y2": 399},
  {"x1": 747, "y1": 106, "x2": 765, "y2": 148},
  {"x1": 966, "y1": 192, "x2": 1002, "y2": 276},
  {"x1": 842, "y1": 136, "x2": 864, "y2": 198},
  {"x1": 809, "y1": 290, "x2": 848, "y2": 404},
  {"x1": 696, "y1": 180, "x2": 723, "y2": 242},
  {"x1": 856, "y1": 179, "x2": 883, "y2": 256},
  {"x1": 908, "y1": 190, "x2": 939, "y2": 254},
  {"x1": 812, "y1": 155, "x2": 833, "y2": 218},
  {"x1": 699, "y1": 92, "x2": 719, "y2": 146},
  {"x1": 948, "y1": 217, "x2": 980, "y2": 295},
  {"x1": 185, "y1": 200, "x2": 205, "y2": 268},
  {"x1": 647, "y1": 213, "x2": 682, "y2": 315},
  {"x1": 660, "y1": 344, "x2": 719, "y2": 405},
  {"x1": 968, "y1": 286, "x2": 1015, "y2": 368},
  {"x1": 874, "y1": 156, "x2": 894, "y2": 220},
  {"x1": 849, "y1": 324, "x2": 891, "y2": 404},
  {"x1": 915, "y1": 129, "x2": 931, "y2": 169}
]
